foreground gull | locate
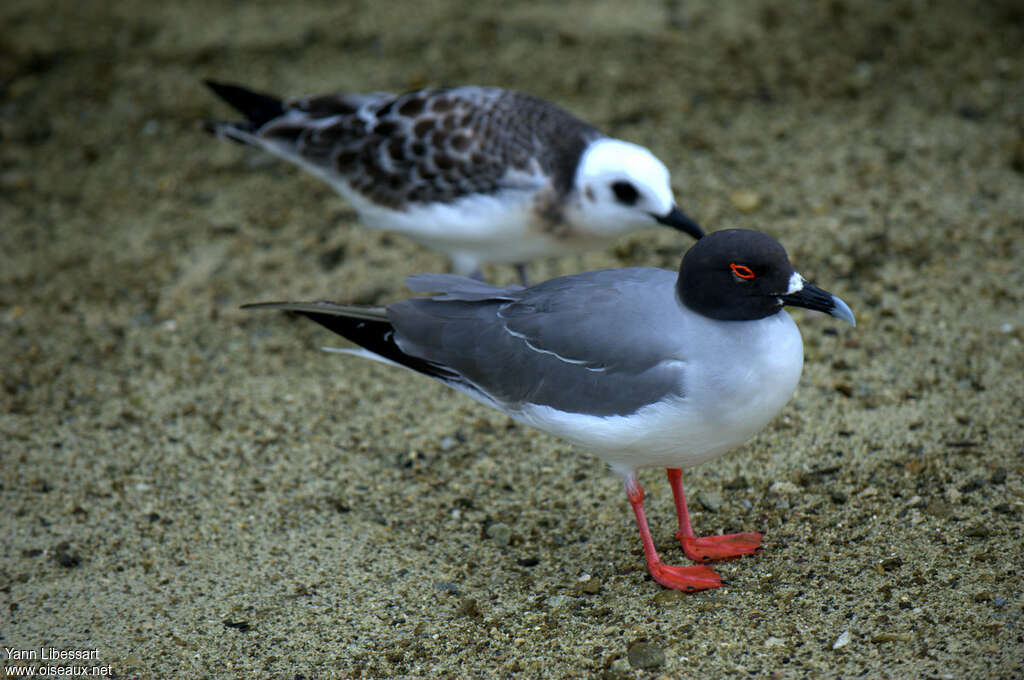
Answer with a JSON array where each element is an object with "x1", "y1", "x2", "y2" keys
[
  {"x1": 206, "y1": 81, "x2": 703, "y2": 282},
  {"x1": 245, "y1": 229, "x2": 855, "y2": 591}
]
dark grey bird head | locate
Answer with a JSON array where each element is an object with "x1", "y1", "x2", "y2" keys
[{"x1": 677, "y1": 229, "x2": 855, "y2": 325}]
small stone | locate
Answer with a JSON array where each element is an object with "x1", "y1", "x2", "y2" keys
[
  {"x1": 924, "y1": 499, "x2": 952, "y2": 518},
  {"x1": 963, "y1": 523, "x2": 991, "y2": 538},
  {"x1": 608, "y1": 657, "x2": 631, "y2": 675},
  {"x1": 439, "y1": 436, "x2": 456, "y2": 451},
  {"x1": 992, "y1": 595, "x2": 1008, "y2": 608},
  {"x1": 724, "y1": 476, "x2": 748, "y2": 490},
  {"x1": 53, "y1": 541, "x2": 80, "y2": 569},
  {"x1": 766, "y1": 636, "x2": 787, "y2": 648},
  {"x1": 579, "y1": 577, "x2": 603, "y2": 594},
  {"x1": 848, "y1": 61, "x2": 873, "y2": 92},
  {"x1": 651, "y1": 590, "x2": 687, "y2": 605},
  {"x1": 832, "y1": 630, "x2": 852, "y2": 650},
  {"x1": 697, "y1": 490, "x2": 722, "y2": 512},
  {"x1": 730, "y1": 189, "x2": 761, "y2": 213},
  {"x1": 834, "y1": 382, "x2": 854, "y2": 397},
  {"x1": 990, "y1": 467, "x2": 1007, "y2": 485},
  {"x1": 627, "y1": 641, "x2": 665, "y2": 669},
  {"x1": 880, "y1": 557, "x2": 903, "y2": 572},
  {"x1": 829, "y1": 490, "x2": 848, "y2": 505},
  {"x1": 456, "y1": 597, "x2": 481, "y2": 618},
  {"x1": 433, "y1": 581, "x2": 460, "y2": 596},
  {"x1": 317, "y1": 245, "x2": 347, "y2": 271},
  {"x1": 546, "y1": 594, "x2": 572, "y2": 610},
  {"x1": 958, "y1": 477, "x2": 984, "y2": 493},
  {"x1": 1011, "y1": 136, "x2": 1024, "y2": 174},
  {"x1": 486, "y1": 522, "x2": 512, "y2": 546},
  {"x1": 769, "y1": 480, "x2": 802, "y2": 495},
  {"x1": 870, "y1": 632, "x2": 911, "y2": 643},
  {"x1": 858, "y1": 485, "x2": 879, "y2": 498}
]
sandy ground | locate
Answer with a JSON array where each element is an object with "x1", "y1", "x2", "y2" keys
[{"x1": 2, "y1": 1, "x2": 1022, "y2": 678}]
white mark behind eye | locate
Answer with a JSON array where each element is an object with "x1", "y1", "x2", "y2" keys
[{"x1": 785, "y1": 272, "x2": 805, "y2": 295}]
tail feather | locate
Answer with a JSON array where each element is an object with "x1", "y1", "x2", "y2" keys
[
  {"x1": 243, "y1": 301, "x2": 458, "y2": 382},
  {"x1": 204, "y1": 80, "x2": 286, "y2": 129}
]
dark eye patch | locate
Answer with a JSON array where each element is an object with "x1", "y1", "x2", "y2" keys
[{"x1": 611, "y1": 181, "x2": 639, "y2": 205}]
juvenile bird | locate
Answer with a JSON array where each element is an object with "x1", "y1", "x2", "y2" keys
[{"x1": 206, "y1": 80, "x2": 703, "y2": 282}]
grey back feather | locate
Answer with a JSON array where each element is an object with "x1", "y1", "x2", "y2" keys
[
  {"x1": 404, "y1": 273, "x2": 524, "y2": 301},
  {"x1": 388, "y1": 268, "x2": 688, "y2": 416}
]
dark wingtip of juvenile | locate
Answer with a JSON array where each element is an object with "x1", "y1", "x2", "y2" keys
[{"x1": 203, "y1": 79, "x2": 285, "y2": 127}]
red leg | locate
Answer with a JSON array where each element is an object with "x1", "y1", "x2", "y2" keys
[
  {"x1": 667, "y1": 468, "x2": 762, "y2": 562},
  {"x1": 625, "y1": 477, "x2": 722, "y2": 592}
]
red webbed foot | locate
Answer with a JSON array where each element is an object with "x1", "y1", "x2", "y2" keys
[
  {"x1": 626, "y1": 476, "x2": 726, "y2": 592},
  {"x1": 678, "y1": 531, "x2": 763, "y2": 562},
  {"x1": 666, "y1": 468, "x2": 764, "y2": 562},
  {"x1": 647, "y1": 561, "x2": 724, "y2": 592}
]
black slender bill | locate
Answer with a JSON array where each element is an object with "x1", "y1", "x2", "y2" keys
[
  {"x1": 780, "y1": 282, "x2": 856, "y2": 326},
  {"x1": 654, "y1": 206, "x2": 704, "y2": 240}
]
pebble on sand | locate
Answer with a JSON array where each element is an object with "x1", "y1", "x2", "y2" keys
[
  {"x1": 730, "y1": 189, "x2": 762, "y2": 213},
  {"x1": 486, "y1": 522, "x2": 512, "y2": 546},
  {"x1": 697, "y1": 490, "x2": 722, "y2": 512},
  {"x1": 769, "y1": 480, "x2": 802, "y2": 495},
  {"x1": 627, "y1": 641, "x2": 665, "y2": 669}
]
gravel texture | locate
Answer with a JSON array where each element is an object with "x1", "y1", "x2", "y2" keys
[{"x1": 2, "y1": 1, "x2": 1022, "y2": 678}]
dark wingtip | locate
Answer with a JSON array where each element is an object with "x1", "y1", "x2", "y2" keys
[{"x1": 204, "y1": 79, "x2": 285, "y2": 127}]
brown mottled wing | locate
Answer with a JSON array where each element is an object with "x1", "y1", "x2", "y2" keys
[{"x1": 257, "y1": 87, "x2": 604, "y2": 208}]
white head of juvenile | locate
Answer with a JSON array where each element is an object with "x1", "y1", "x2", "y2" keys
[{"x1": 568, "y1": 138, "x2": 704, "y2": 241}]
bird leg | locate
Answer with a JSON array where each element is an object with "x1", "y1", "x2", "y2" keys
[
  {"x1": 625, "y1": 476, "x2": 722, "y2": 592},
  {"x1": 514, "y1": 263, "x2": 531, "y2": 286},
  {"x1": 666, "y1": 468, "x2": 762, "y2": 562}
]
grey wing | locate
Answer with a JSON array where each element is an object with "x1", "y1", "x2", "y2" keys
[
  {"x1": 257, "y1": 87, "x2": 602, "y2": 207},
  {"x1": 404, "y1": 273, "x2": 525, "y2": 301},
  {"x1": 389, "y1": 268, "x2": 687, "y2": 416},
  {"x1": 497, "y1": 268, "x2": 686, "y2": 370}
]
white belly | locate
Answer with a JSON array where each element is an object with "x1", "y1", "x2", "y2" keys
[{"x1": 513, "y1": 311, "x2": 804, "y2": 475}]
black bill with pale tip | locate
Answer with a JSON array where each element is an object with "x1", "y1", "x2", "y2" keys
[
  {"x1": 654, "y1": 207, "x2": 705, "y2": 240},
  {"x1": 780, "y1": 282, "x2": 856, "y2": 326}
]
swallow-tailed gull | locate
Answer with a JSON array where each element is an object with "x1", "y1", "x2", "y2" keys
[
  {"x1": 206, "y1": 80, "x2": 703, "y2": 282},
  {"x1": 244, "y1": 229, "x2": 855, "y2": 591}
]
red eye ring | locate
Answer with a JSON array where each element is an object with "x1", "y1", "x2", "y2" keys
[{"x1": 730, "y1": 263, "x2": 756, "y2": 279}]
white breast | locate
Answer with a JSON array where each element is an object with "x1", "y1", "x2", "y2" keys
[{"x1": 513, "y1": 310, "x2": 805, "y2": 475}]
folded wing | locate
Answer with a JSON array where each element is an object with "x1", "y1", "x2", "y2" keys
[{"x1": 389, "y1": 268, "x2": 687, "y2": 416}]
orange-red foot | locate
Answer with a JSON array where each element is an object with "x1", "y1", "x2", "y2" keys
[
  {"x1": 679, "y1": 532, "x2": 763, "y2": 562},
  {"x1": 648, "y1": 561, "x2": 723, "y2": 592}
]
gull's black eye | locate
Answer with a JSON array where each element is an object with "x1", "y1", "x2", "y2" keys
[{"x1": 611, "y1": 181, "x2": 639, "y2": 205}]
